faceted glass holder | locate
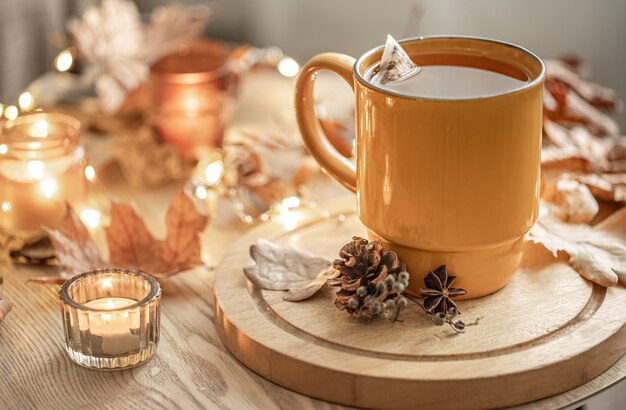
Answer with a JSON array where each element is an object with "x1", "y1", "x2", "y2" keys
[{"x1": 59, "y1": 268, "x2": 161, "y2": 370}]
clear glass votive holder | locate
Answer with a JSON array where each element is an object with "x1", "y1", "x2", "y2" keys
[{"x1": 59, "y1": 268, "x2": 161, "y2": 370}]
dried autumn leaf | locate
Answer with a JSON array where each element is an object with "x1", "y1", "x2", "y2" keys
[
  {"x1": 106, "y1": 188, "x2": 209, "y2": 277},
  {"x1": 529, "y1": 207, "x2": 626, "y2": 287},
  {"x1": 542, "y1": 177, "x2": 599, "y2": 223},
  {"x1": 244, "y1": 238, "x2": 333, "y2": 301},
  {"x1": 106, "y1": 202, "x2": 161, "y2": 272},
  {"x1": 159, "y1": 188, "x2": 209, "y2": 275},
  {"x1": 575, "y1": 173, "x2": 626, "y2": 203},
  {"x1": 44, "y1": 208, "x2": 106, "y2": 278}
]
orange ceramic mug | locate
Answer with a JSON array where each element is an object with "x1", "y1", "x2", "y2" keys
[{"x1": 295, "y1": 36, "x2": 544, "y2": 299}]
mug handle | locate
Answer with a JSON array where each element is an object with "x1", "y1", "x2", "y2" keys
[{"x1": 295, "y1": 53, "x2": 357, "y2": 192}]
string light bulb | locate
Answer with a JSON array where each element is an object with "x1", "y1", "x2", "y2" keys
[
  {"x1": 18, "y1": 91, "x2": 36, "y2": 112},
  {"x1": 277, "y1": 57, "x2": 300, "y2": 78},
  {"x1": 4, "y1": 105, "x2": 18, "y2": 121},
  {"x1": 54, "y1": 48, "x2": 75, "y2": 72}
]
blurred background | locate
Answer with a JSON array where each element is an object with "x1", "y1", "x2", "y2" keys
[{"x1": 0, "y1": 0, "x2": 625, "y2": 127}]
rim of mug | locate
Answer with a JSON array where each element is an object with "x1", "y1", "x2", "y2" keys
[{"x1": 353, "y1": 35, "x2": 546, "y2": 102}]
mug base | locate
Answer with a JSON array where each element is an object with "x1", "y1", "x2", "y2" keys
[{"x1": 367, "y1": 231, "x2": 526, "y2": 300}]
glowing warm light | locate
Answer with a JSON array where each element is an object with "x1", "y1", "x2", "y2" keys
[
  {"x1": 278, "y1": 210, "x2": 299, "y2": 230},
  {"x1": 123, "y1": 311, "x2": 129, "y2": 319},
  {"x1": 27, "y1": 160, "x2": 45, "y2": 180},
  {"x1": 204, "y1": 160, "x2": 224, "y2": 185},
  {"x1": 102, "y1": 280, "x2": 113, "y2": 289},
  {"x1": 1, "y1": 202, "x2": 10, "y2": 212},
  {"x1": 282, "y1": 196, "x2": 301, "y2": 209},
  {"x1": 106, "y1": 299, "x2": 115, "y2": 310},
  {"x1": 84, "y1": 165, "x2": 96, "y2": 181},
  {"x1": 55, "y1": 48, "x2": 74, "y2": 72},
  {"x1": 30, "y1": 120, "x2": 49, "y2": 138},
  {"x1": 4, "y1": 105, "x2": 18, "y2": 121},
  {"x1": 0, "y1": 144, "x2": 7, "y2": 155},
  {"x1": 277, "y1": 57, "x2": 300, "y2": 78},
  {"x1": 101, "y1": 312, "x2": 112, "y2": 322},
  {"x1": 40, "y1": 178, "x2": 57, "y2": 199},
  {"x1": 80, "y1": 208, "x2": 101, "y2": 228},
  {"x1": 18, "y1": 91, "x2": 35, "y2": 112},
  {"x1": 195, "y1": 185, "x2": 208, "y2": 200}
]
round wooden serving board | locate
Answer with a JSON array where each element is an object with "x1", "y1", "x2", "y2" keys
[{"x1": 213, "y1": 197, "x2": 626, "y2": 409}]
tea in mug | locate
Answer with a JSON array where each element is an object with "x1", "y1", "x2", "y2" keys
[{"x1": 365, "y1": 64, "x2": 528, "y2": 99}]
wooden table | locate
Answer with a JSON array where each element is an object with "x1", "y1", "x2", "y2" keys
[{"x1": 1, "y1": 71, "x2": 624, "y2": 409}]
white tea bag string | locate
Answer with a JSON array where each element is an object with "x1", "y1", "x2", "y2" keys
[{"x1": 368, "y1": 35, "x2": 420, "y2": 86}]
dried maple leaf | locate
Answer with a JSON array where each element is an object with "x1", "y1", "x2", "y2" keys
[
  {"x1": 159, "y1": 188, "x2": 209, "y2": 274},
  {"x1": 42, "y1": 187, "x2": 208, "y2": 282},
  {"x1": 542, "y1": 177, "x2": 599, "y2": 223},
  {"x1": 106, "y1": 188, "x2": 209, "y2": 277},
  {"x1": 244, "y1": 238, "x2": 335, "y2": 301},
  {"x1": 574, "y1": 173, "x2": 626, "y2": 203},
  {"x1": 106, "y1": 202, "x2": 160, "y2": 271},
  {"x1": 529, "y1": 207, "x2": 626, "y2": 287},
  {"x1": 43, "y1": 208, "x2": 107, "y2": 279}
]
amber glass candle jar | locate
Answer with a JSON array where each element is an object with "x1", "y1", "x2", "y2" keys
[
  {"x1": 149, "y1": 40, "x2": 236, "y2": 159},
  {"x1": 0, "y1": 112, "x2": 87, "y2": 236}
]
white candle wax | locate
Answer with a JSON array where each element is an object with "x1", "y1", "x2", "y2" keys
[{"x1": 82, "y1": 297, "x2": 141, "y2": 356}]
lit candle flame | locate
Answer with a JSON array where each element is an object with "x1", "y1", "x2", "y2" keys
[
  {"x1": 30, "y1": 120, "x2": 49, "y2": 138},
  {"x1": 40, "y1": 178, "x2": 57, "y2": 199},
  {"x1": 102, "y1": 280, "x2": 113, "y2": 289},
  {"x1": 27, "y1": 160, "x2": 45, "y2": 180},
  {"x1": 80, "y1": 208, "x2": 101, "y2": 229}
]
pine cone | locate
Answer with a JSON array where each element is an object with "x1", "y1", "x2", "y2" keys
[{"x1": 329, "y1": 237, "x2": 409, "y2": 321}]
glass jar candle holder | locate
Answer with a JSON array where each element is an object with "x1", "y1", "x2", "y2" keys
[
  {"x1": 0, "y1": 112, "x2": 87, "y2": 237},
  {"x1": 149, "y1": 39, "x2": 236, "y2": 159},
  {"x1": 59, "y1": 268, "x2": 161, "y2": 370}
]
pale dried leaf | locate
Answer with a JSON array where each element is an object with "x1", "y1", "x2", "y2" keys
[
  {"x1": 244, "y1": 239, "x2": 332, "y2": 299},
  {"x1": 143, "y1": 4, "x2": 212, "y2": 62},
  {"x1": 44, "y1": 208, "x2": 106, "y2": 278},
  {"x1": 545, "y1": 60, "x2": 622, "y2": 111},
  {"x1": 575, "y1": 173, "x2": 626, "y2": 202},
  {"x1": 283, "y1": 267, "x2": 339, "y2": 302},
  {"x1": 158, "y1": 188, "x2": 209, "y2": 277},
  {"x1": 529, "y1": 207, "x2": 626, "y2": 287},
  {"x1": 543, "y1": 178, "x2": 599, "y2": 223}
]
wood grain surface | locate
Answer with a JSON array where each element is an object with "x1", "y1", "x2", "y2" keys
[
  {"x1": 0, "y1": 72, "x2": 624, "y2": 409},
  {"x1": 213, "y1": 198, "x2": 626, "y2": 409}
]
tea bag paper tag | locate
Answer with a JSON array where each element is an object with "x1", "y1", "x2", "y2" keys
[{"x1": 368, "y1": 35, "x2": 420, "y2": 86}]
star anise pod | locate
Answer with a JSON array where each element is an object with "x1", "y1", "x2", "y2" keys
[{"x1": 419, "y1": 265, "x2": 466, "y2": 315}]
